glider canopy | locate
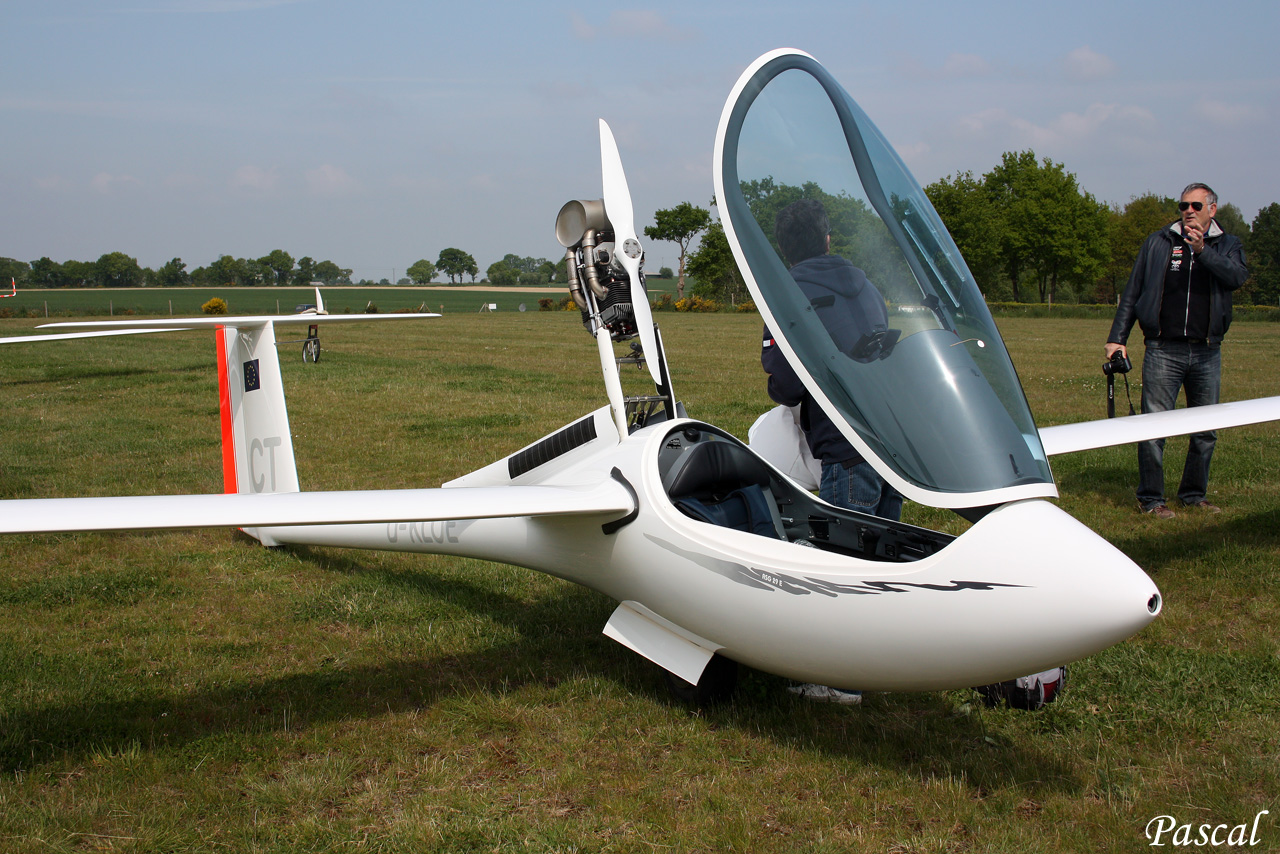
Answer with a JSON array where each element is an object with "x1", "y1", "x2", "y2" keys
[{"x1": 716, "y1": 49, "x2": 1054, "y2": 509}]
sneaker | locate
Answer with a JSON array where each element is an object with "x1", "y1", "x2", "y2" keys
[
  {"x1": 1184, "y1": 499, "x2": 1221, "y2": 514},
  {"x1": 787, "y1": 683, "x2": 862, "y2": 705},
  {"x1": 1142, "y1": 503, "x2": 1176, "y2": 520}
]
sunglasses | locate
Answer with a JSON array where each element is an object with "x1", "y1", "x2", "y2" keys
[{"x1": 1178, "y1": 201, "x2": 1205, "y2": 212}]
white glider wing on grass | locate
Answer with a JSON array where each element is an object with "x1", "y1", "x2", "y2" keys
[
  {"x1": 1038, "y1": 396, "x2": 1280, "y2": 456},
  {"x1": 0, "y1": 480, "x2": 636, "y2": 535}
]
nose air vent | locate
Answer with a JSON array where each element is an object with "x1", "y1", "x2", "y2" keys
[{"x1": 1147, "y1": 593, "x2": 1163, "y2": 615}]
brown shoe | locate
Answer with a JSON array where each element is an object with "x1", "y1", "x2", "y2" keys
[
  {"x1": 1185, "y1": 500, "x2": 1221, "y2": 514},
  {"x1": 1142, "y1": 503, "x2": 1176, "y2": 520}
]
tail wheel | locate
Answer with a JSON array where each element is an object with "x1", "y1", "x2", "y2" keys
[
  {"x1": 303, "y1": 339, "x2": 320, "y2": 363},
  {"x1": 663, "y1": 654, "x2": 738, "y2": 707}
]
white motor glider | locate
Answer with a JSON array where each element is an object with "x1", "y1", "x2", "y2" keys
[{"x1": 3, "y1": 49, "x2": 1278, "y2": 705}]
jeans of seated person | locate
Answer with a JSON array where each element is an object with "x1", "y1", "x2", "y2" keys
[
  {"x1": 1137, "y1": 340, "x2": 1221, "y2": 509},
  {"x1": 820, "y1": 459, "x2": 902, "y2": 522}
]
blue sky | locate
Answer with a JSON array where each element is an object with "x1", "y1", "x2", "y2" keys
[{"x1": 3, "y1": 0, "x2": 1278, "y2": 282}]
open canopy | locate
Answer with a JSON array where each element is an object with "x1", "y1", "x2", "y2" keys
[{"x1": 715, "y1": 50, "x2": 1055, "y2": 509}]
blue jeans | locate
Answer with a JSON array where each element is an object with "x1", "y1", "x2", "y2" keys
[
  {"x1": 821, "y1": 460, "x2": 903, "y2": 521},
  {"x1": 1137, "y1": 340, "x2": 1221, "y2": 509}
]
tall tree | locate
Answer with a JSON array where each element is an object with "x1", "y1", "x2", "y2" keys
[
  {"x1": 686, "y1": 221, "x2": 746, "y2": 305},
  {"x1": 645, "y1": 202, "x2": 711, "y2": 299},
  {"x1": 436, "y1": 248, "x2": 476, "y2": 284},
  {"x1": 486, "y1": 260, "x2": 518, "y2": 286},
  {"x1": 925, "y1": 170, "x2": 1001, "y2": 295},
  {"x1": 293, "y1": 256, "x2": 317, "y2": 286},
  {"x1": 0, "y1": 257, "x2": 29, "y2": 286},
  {"x1": 311, "y1": 260, "x2": 349, "y2": 285},
  {"x1": 154, "y1": 257, "x2": 189, "y2": 288},
  {"x1": 95, "y1": 252, "x2": 143, "y2": 288},
  {"x1": 983, "y1": 151, "x2": 1109, "y2": 303},
  {"x1": 1214, "y1": 202, "x2": 1251, "y2": 245},
  {"x1": 62, "y1": 260, "x2": 96, "y2": 287},
  {"x1": 406, "y1": 259, "x2": 437, "y2": 284},
  {"x1": 259, "y1": 249, "x2": 294, "y2": 287},
  {"x1": 206, "y1": 255, "x2": 246, "y2": 288},
  {"x1": 1099, "y1": 194, "x2": 1178, "y2": 303},
  {"x1": 29, "y1": 257, "x2": 65, "y2": 288},
  {"x1": 1246, "y1": 203, "x2": 1280, "y2": 307}
]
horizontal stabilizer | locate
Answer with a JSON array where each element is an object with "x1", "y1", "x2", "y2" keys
[
  {"x1": 1039, "y1": 396, "x2": 1280, "y2": 456},
  {"x1": 0, "y1": 480, "x2": 635, "y2": 535}
]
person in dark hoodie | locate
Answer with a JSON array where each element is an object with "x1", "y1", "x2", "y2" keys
[
  {"x1": 762, "y1": 198, "x2": 902, "y2": 523},
  {"x1": 761, "y1": 199, "x2": 901, "y2": 706},
  {"x1": 1105, "y1": 183, "x2": 1248, "y2": 519}
]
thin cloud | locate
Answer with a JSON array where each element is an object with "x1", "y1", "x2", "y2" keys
[
  {"x1": 119, "y1": 0, "x2": 313, "y2": 13},
  {"x1": 568, "y1": 9, "x2": 697, "y2": 42},
  {"x1": 1063, "y1": 46, "x2": 1116, "y2": 82},
  {"x1": 232, "y1": 165, "x2": 280, "y2": 193},
  {"x1": 305, "y1": 164, "x2": 360, "y2": 197},
  {"x1": 946, "y1": 102, "x2": 1156, "y2": 151},
  {"x1": 569, "y1": 11, "x2": 595, "y2": 40},
  {"x1": 1193, "y1": 99, "x2": 1263, "y2": 126},
  {"x1": 897, "y1": 52, "x2": 994, "y2": 80},
  {"x1": 940, "y1": 53, "x2": 993, "y2": 78},
  {"x1": 90, "y1": 173, "x2": 141, "y2": 194},
  {"x1": 34, "y1": 174, "x2": 75, "y2": 193}
]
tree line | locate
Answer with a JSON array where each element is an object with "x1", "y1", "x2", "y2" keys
[
  {"x1": 0, "y1": 248, "x2": 491, "y2": 290},
  {"x1": 657, "y1": 149, "x2": 1280, "y2": 308}
]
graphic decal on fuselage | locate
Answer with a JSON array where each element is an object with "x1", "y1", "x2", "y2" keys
[{"x1": 647, "y1": 534, "x2": 1025, "y2": 597}]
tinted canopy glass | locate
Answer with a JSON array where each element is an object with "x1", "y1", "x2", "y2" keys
[{"x1": 717, "y1": 52, "x2": 1053, "y2": 504}]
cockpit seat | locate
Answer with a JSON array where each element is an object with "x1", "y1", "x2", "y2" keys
[{"x1": 666, "y1": 441, "x2": 787, "y2": 539}]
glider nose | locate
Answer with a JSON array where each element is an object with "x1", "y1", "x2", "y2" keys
[
  {"x1": 1032, "y1": 498, "x2": 1160, "y2": 628},
  {"x1": 948, "y1": 499, "x2": 1163, "y2": 676}
]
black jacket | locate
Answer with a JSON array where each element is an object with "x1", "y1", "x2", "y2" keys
[
  {"x1": 1108, "y1": 221, "x2": 1248, "y2": 347},
  {"x1": 761, "y1": 255, "x2": 888, "y2": 466}
]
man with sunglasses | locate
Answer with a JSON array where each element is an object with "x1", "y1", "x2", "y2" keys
[{"x1": 1105, "y1": 183, "x2": 1248, "y2": 519}]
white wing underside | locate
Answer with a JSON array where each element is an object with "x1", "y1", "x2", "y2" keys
[
  {"x1": 0, "y1": 481, "x2": 635, "y2": 535},
  {"x1": 1039, "y1": 396, "x2": 1280, "y2": 456},
  {"x1": 0, "y1": 328, "x2": 183, "y2": 343},
  {"x1": 0, "y1": 313, "x2": 439, "y2": 345}
]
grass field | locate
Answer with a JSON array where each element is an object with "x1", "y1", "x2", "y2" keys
[{"x1": 1, "y1": 313, "x2": 1277, "y2": 852}]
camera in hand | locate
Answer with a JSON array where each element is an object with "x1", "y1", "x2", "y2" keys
[{"x1": 1102, "y1": 351, "x2": 1131, "y2": 376}]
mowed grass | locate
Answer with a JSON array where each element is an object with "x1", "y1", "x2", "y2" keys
[{"x1": 0, "y1": 313, "x2": 1277, "y2": 853}]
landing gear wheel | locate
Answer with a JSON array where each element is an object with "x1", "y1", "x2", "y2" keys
[
  {"x1": 663, "y1": 654, "x2": 738, "y2": 707},
  {"x1": 303, "y1": 338, "x2": 320, "y2": 363}
]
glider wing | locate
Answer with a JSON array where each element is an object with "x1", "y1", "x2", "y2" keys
[
  {"x1": 0, "y1": 328, "x2": 181, "y2": 343},
  {"x1": 0, "y1": 480, "x2": 635, "y2": 535},
  {"x1": 1039, "y1": 396, "x2": 1280, "y2": 456}
]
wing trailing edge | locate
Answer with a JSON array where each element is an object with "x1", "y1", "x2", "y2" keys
[{"x1": 1038, "y1": 396, "x2": 1280, "y2": 456}]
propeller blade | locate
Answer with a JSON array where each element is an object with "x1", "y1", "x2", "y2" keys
[{"x1": 599, "y1": 119, "x2": 661, "y2": 386}]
